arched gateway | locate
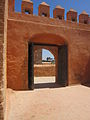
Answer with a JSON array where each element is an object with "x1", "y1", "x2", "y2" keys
[{"x1": 28, "y1": 34, "x2": 68, "y2": 90}]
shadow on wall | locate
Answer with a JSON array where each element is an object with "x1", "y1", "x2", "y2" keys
[{"x1": 82, "y1": 56, "x2": 90, "y2": 86}]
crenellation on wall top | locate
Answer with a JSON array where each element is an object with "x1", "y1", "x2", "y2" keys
[
  {"x1": 21, "y1": 0, "x2": 33, "y2": 14},
  {"x1": 53, "y1": 5, "x2": 65, "y2": 20},
  {"x1": 79, "y1": 11, "x2": 89, "y2": 24},
  {"x1": 9, "y1": 0, "x2": 90, "y2": 25},
  {"x1": 67, "y1": 8, "x2": 78, "y2": 22},
  {"x1": 38, "y1": 2, "x2": 50, "y2": 17}
]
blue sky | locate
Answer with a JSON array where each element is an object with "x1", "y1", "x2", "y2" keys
[
  {"x1": 15, "y1": 0, "x2": 90, "y2": 60},
  {"x1": 42, "y1": 49, "x2": 54, "y2": 60}
]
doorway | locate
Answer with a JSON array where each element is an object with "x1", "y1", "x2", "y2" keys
[{"x1": 28, "y1": 43, "x2": 68, "y2": 90}]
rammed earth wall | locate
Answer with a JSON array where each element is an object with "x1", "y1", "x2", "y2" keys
[{"x1": 0, "y1": 0, "x2": 7, "y2": 119}]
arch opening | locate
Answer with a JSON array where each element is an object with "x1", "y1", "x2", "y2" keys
[
  {"x1": 25, "y1": 9, "x2": 30, "y2": 14},
  {"x1": 28, "y1": 34, "x2": 68, "y2": 90},
  {"x1": 84, "y1": 20, "x2": 88, "y2": 24},
  {"x1": 42, "y1": 13, "x2": 47, "y2": 17},
  {"x1": 56, "y1": 15, "x2": 62, "y2": 20},
  {"x1": 30, "y1": 33, "x2": 67, "y2": 46},
  {"x1": 34, "y1": 48, "x2": 56, "y2": 88}
]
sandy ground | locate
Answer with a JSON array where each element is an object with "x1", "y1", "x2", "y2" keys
[{"x1": 6, "y1": 77, "x2": 90, "y2": 120}]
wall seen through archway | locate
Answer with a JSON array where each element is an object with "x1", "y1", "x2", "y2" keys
[{"x1": 34, "y1": 47, "x2": 56, "y2": 85}]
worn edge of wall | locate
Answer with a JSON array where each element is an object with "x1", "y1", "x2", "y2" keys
[
  {"x1": 0, "y1": 0, "x2": 8, "y2": 120},
  {"x1": 4, "y1": 0, "x2": 8, "y2": 119}
]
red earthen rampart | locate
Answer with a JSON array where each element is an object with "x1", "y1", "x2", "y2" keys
[{"x1": 7, "y1": 0, "x2": 90, "y2": 90}]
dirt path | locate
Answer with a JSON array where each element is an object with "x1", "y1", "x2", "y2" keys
[{"x1": 6, "y1": 83, "x2": 90, "y2": 120}]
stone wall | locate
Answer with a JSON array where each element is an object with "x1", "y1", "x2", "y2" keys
[
  {"x1": 34, "y1": 49, "x2": 42, "y2": 64},
  {"x1": 34, "y1": 64, "x2": 55, "y2": 77},
  {"x1": 0, "y1": 0, "x2": 7, "y2": 119}
]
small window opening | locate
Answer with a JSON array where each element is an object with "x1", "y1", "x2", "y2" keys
[
  {"x1": 57, "y1": 15, "x2": 62, "y2": 20},
  {"x1": 71, "y1": 17, "x2": 76, "y2": 22},
  {"x1": 42, "y1": 13, "x2": 47, "y2": 17},
  {"x1": 25, "y1": 9, "x2": 30, "y2": 14},
  {"x1": 84, "y1": 20, "x2": 88, "y2": 24}
]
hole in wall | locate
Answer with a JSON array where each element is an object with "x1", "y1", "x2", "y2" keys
[
  {"x1": 42, "y1": 13, "x2": 47, "y2": 17},
  {"x1": 84, "y1": 20, "x2": 88, "y2": 24},
  {"x1": 56, "y1": 15, "x2": 62, "y2": 20},
  {"x1": 71, "y1": 17, "x2": 76, "y2": 22},
  {"x1": 25, "y1": 9, "x2": 30, "y2": 14}
]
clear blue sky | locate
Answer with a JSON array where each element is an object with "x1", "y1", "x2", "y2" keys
[
  {"x1": 15, "y1": 0, "x2": 90, "y2": 60},
  {"x1": 42, "y1": 49, "x2": 54, "y2": 60}
]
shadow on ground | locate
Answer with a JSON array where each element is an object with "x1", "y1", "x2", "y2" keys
[
  {"x1": 34, "y1": 83, "x2": 63, "y2": 89},
  {"x1": 82, "y1": 83, "x2": 90, "y2": 87}
]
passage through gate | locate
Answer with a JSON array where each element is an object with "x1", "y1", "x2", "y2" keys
[{"x1": 28, "y1": 43, "x2": 68, "y2": 90}]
